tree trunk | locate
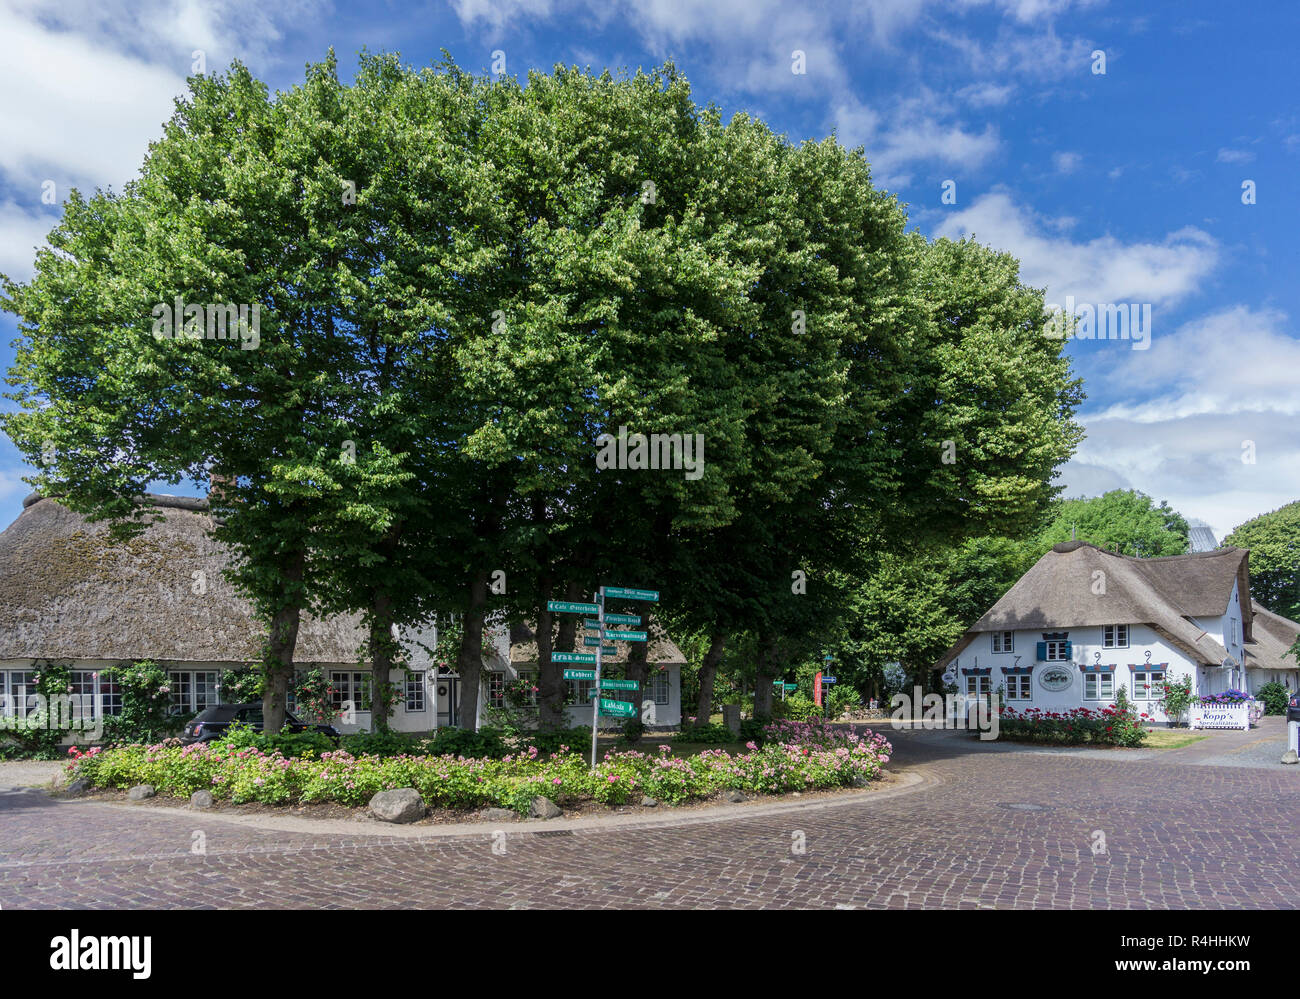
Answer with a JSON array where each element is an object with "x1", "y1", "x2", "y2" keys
[
  {"x1": 695, "y1": 630, "x2": 727, "y2": 724},
  {"x1": 262, "y1": 550, "x2": 306, "y2": 733},
  {"x1": 367, "y1": 592, "x2": 396, "y2": 733},
  {"x1": 752, "y1": 633, "x2": 779, "y2": 722},
  {"x1": 625, "y1": 635, "x2": 649, "y2": 736},
  {"x1": 539, "y1": 580, "x2": 582, "y2": 730},
  {"x1": 457, "y1": 568, "x2": 489, "y2": 731}
]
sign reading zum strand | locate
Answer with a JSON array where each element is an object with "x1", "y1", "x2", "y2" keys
[
  {"x1": 599, "y1": 698, "x2": 637, "y2": 718},
  {"x1": 552, "y1": 651, "x2": 597, "y2": 664},
  {"x1": 563, "y1": 668, "x2": 596, "y2": 680},
  {"x1": 604, "y1": 587, "x2": 659, "y2": 602},
  {"x1": 605, "y1": 629, "x2": 647, "y2": 642},
  {"x1": 603, "y1": 612, "x2": 641, "y2": 626}
]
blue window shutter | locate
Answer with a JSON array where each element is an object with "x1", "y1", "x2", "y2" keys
[
  {"x1": 1063, "y1": 640, "x2": 1073, "y2": 658},
  {"x1": 1036, "y1": 641, "x2": 1047, "y2": 661}
]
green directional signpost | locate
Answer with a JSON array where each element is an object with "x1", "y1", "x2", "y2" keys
[{"x1": 548, "y1": 584, "x2": 661, "y2": 767}]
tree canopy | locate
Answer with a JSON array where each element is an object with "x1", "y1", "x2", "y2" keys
[{"x1": 1226, "y1": 501, "x2": 1300, "y2": 621}]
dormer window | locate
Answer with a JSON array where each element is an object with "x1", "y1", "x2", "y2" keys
[
  {"x1": 991, "y1": 631, "x2": 1014, "y2": 654},
  {"x1": 1037, "y1": 633, "x2": 1071, "y2": 661},
  {"x1": 1102, "y1": 624, "x2": 1129, "y2": 649}
]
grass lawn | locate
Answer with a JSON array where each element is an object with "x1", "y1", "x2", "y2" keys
[{"x1": 1142, "y1": 729, "x2": 1209, "y2": 749}]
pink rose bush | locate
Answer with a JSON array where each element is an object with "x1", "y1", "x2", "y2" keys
[{"x1": 66, "y1": 722, "x2": 892, "y2": 814}]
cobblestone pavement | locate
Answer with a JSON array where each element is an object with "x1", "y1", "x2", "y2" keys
[{"x1": 2, "y1": 728, "x2": 1297, "y2": 909}]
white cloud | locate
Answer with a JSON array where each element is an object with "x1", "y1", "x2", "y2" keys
[
  {"x1": 1216, "y1": 147, "x2": 1255, "y2": 164},
  {"x1": 1053, "y1": 150, "x2": 1082, "y2": 173},
  {"x1": 936, "y1": 190, "x2": 1219, "y2": 307},
  {"x1": 0, "y1": 200, "x2": 60, "y2": 281},
  {"x1": 0, "y1": 0, "x2": 322, "y2": 279},
  {"x1": 834, "y1": 95, "x2": 1000, "y2": 187},
  {"x1": 1063, "y1": 307, "x2": 1300, "y2": 539}
]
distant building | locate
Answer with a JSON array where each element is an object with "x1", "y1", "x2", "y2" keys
[
  {"x1": 0, "y1": 493, "x2": 683, "y2": 738},
  {"x1": 938, "y1": 540, "x2": 1300, "y2": 722},
  {"x1": 1186, "y1": 519, "x2": 1220, "y2": 554}
]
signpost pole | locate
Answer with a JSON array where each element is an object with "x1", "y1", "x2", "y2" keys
[{"x1": 590, "y1": 586, "x2": 605, "y2": 769}]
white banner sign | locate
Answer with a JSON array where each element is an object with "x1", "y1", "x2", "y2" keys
[{"x1": 1189, "y1": 702, "x2": 1250, "y2": 730}]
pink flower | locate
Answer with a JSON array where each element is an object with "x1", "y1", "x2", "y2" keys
[
  {"x1": 607, "y1": 774, "x2": 619, "y2": 782},
  {"x1": 552, "y1": 777, "x2": 562, "y2": 785}
]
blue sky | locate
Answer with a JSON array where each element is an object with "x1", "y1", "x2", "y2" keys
[{"x1": 0, "y1": 0, "x2": 1297, "y2": 540}]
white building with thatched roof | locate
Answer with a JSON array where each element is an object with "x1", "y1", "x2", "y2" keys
[
  {"x1": 939, "y1": 540, "x2": 1299, "y2": 723},
  {"x1": 0, "y1": 493, "x2": 685, "y2": 737}
]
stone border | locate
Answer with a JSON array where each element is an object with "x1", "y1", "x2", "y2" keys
[{"x1": 40, "y1": 769, "x2": 930, "y2": 841}]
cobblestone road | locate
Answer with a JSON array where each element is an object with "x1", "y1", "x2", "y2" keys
[{"x1": 2, "y1": 725, "x2": 1297, "y2": 909}]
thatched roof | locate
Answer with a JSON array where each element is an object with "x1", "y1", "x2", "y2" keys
[
  {"x1": 937, "y1": 541, "x2": 1252, "y2": 669},
  {"x1": 0, "y1": 493, "x2": 366, "y2": 664},
  {"x1": 508, "y1": 620, "x2": 685, "y2": 667},
  {"x1": 1245, "y1": 601, "x2": 1300, "y2": 672}
]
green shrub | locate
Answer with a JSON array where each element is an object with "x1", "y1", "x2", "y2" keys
[
  {"x1": 523, "y1": 726, "x2": 591, "y2": 755},
  {"x1": 620, "y1": 718, "x2": 646, "y2": 743},
  {"x1": 219, "y1": 721, "x2": 335, "y2": 758},
  {"x1": 341, "y1": 730, "x2": 426, "y2": 757},
  {"x1": 422, "y1": 726, "x2": 510, "y2": 759},
  {"x1": 677, "y1": 722, "x2": 736, "y2": 744},
  {"x1": 100, "y1": 660, "x2": 182, "y2": 745},
  {"x1": 1255, "y1": 681, "x2": 1290, "y2": 715}
]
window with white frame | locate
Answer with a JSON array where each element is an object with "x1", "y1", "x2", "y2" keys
[
  {"x1": 965, "y1": 675, "x2": 991, "y2": 697},
  {"x1": 1043, "y1": 639, "x2": 1070, "y2": 660},
  {"x1": 330, "y1": 671, "x2": 371, "y2": 711},
  {"x1": 1004, "y1": 674, "x2": 1032, "y2": 700},
  {"x1": 67, "y1": 670, "x2": 121, "y2": 718},
  {"x1": 574, "y1": 678, "x2": 596, "y2": 703},
  {"x1": 991, "y1": 631, "x2": 1014, "y2": 654},
  {"x1": 1083, "y1": 672, "x2": 1114, "y2": 700},
  {"x1": 487, "y1": 672, "x2": 506, "y2": 709},
  {"x1": 1131, "y1": 670, "x2": 1165, "y2": 701},
  {"x1": 1102, "y1": 624, "x2": 1129, "y2": 649},
  {"x1": 0, "y1": 670, "x2": 35, "y2": 718},
  {"x1": 645, "y1": 673, "x2": 670, "y2": 705},
  {"x1": 404, "y1": 671, "x2": 426, "y2": 712},
  {"x1": 168, "y1": 670, "x2": 220, "y2": 716}
]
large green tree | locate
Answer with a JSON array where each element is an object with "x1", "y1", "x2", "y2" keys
[
  {"x1": 1226, "y1": 501, "x2": 1300, "y2": 621},
  {"x1": 1037, "y1": 489, "x2": 1189, "y2": 558}
]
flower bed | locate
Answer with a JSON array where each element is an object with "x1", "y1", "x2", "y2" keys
[
  {"x1": 64, "y1": 723, "x2": 892, "y2": 814},
  {"x1": 996, "y1": 705, "x2": 1149, "y2": 747}
]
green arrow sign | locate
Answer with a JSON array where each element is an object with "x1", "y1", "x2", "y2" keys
[
  {"x1": 599, "y1": 679, "x2": 638, "y2": 691},
  {"x1": 583, "y1": 619, "x2": 601, "y2": 629},
  {"x1": 602, "y1": 646, "x2": 618, "y2": 656},
  {"x1": 605, "y1": 629, "x2": 647, "y2": 642},
  {"x1": 599, "y1": 698, "x2": 637, "y2": 718},
  {"x1": 604, "y1": 587, "x2": 659, "y2": 602},
  {"x1": 603, "y1": 612, "x2": 642, "y2": 626},
  {"x1": 563, "y1": 669, "x2": 596, "y2": 680},
  {"x1": 553, "y1": 651, "x2": 597, "y2": 664},
  {"x1": 583, "y1": 636, "x2": 604, "y2": 647},
  {"x1": 548, "y1": 600, "x2": 600, "y2": 614}
]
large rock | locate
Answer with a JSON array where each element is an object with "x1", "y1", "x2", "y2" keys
[
  {"x1": 369, "y1": 788, "x2": 425, "y2": 824},
  {"x1": 641, "y1": 796, "x2": 659, "y2": 808},
  {"x1": 1281, "y1": 749, "x2": 1299, "y2": 765},
  {"x1": 64, "y1": 778, "x2": 91, "y2": 797},
  {"x1": 723, "y1": 789, "x2": 746, "y2": 803},
  {"x1": 482, "y1": 807, "x2": 517, "y2": 822},
  {"x1": 190, "y1": 790, "x2": 215, "y2": 809},
  {"x1": 529, "y1": 796, "x2": 562, "y2": 819},
  {"x1": 127, "y1": 784, "x2": 156, "y2": 801}
]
